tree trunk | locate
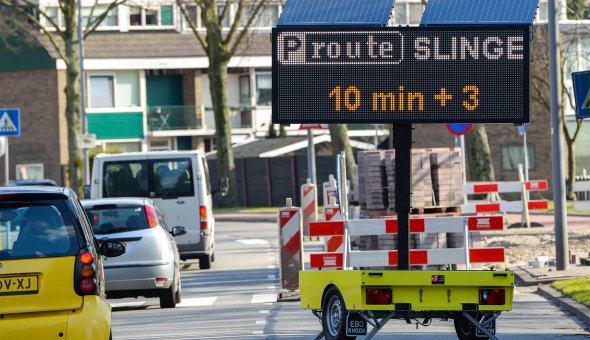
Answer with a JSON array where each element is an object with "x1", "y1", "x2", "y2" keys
[
  {"x1": 328, "y1": 124, "x2": 356, "y2": 184},
  {"x1": 64, "y1": 30, "x2": 81, "y2": 195},
  {"x1": 566, "y1": 142, "x2": 576, "y2": 200},
  {"x1": 208, "y1": 59, "x2": 237, "y2": 207},
  {"x1": 466, "y1": 124, "x2": 495, "y2": 182}
]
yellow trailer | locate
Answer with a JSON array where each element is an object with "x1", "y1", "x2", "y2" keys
[{"x1": 300, "y1": 270, "x2": 514, "y2": 340}]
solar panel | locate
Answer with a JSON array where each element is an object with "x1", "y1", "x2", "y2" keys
[
  {"x1": 421, "y1": 0, "x2": 539, "y2": 25},
  {"x1": 278, "y1": 0, "x2": 395, "y2": 26}
]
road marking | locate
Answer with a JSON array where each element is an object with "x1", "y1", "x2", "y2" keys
[
  {"x1": 109, "y1": 300, "x2": 148, "y2": 308},
  {"x1": 252, "y1": 331, "x2": 264, "y2": 335},
  {"x1": 251, "y1": 294, "x2": 277, "y2": 304},
  {"x1": 177, "y1": 297, "x2": 217, "y2": 307},
  {"x1": 237, "y1": 239, "x2": 270, "y2": 245},
  {"x1": 259, "y1": 310, "x2": 270, "y2": 314},
  {"x1": 256, "y1": 320, "x2": 267, "y2": 325}
]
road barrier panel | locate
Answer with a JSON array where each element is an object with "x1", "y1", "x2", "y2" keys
[
  {"x1": 322, "y1": 174, "x2": 338, "y2": 206},
  {"x1": 309, "y1": 215, "x2": 504, "y2": 270},
  {"x1": 278, "y1": 198, "x2": 303, "y2": 291},
  {"x1": 300, "y1": 178, "x2": 317, "y2": 236},
  {"x1": 573, "y1": 180, "x2": 590, "y2": 211},
  {"x1": 321, "y1": 198, "x2": 343, "y2": 269}
]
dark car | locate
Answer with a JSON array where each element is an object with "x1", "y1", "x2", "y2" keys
[{"x1": 10, "y1": 179, "x2": 58, "y2": 187}]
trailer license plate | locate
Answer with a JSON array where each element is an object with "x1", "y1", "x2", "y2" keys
[
  {"x1": 476, "y1": 318, "x2": 495, "y2": 337},
  {"x1": 346, "y1": 313, "x2": 367, "y2": 337}
]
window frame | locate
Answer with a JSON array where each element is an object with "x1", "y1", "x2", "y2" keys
[
  {"x1": 88, "y1": 73, "x2": 117, "y2": 109},
  {"x1": 255, "y1": 72, "x2": 272, "y2": 107},
  {"x1": 500, "y1": 144, "x2": 536, "y2": 172},
  {"x1": 128, "y1": 4, "x2": 176, "y2": 29}
]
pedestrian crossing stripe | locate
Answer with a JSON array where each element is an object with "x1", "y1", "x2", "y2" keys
[{"x1": 0, "y1": 112, "x2": 17, "y2": 132}]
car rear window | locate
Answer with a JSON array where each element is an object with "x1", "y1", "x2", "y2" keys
[
  {"x1": 0, "y1": 200, "x2": 79, "y2": 259},
  {"x1": 85, "y1": 205, "x2": 149, "y2": 235}
]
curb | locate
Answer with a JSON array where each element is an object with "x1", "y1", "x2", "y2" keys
[
  {"x1": 537, "y1": 286, "x2": 590, "y2": 328},
  {"x1": 511, "y1": 267, "x2": 557, "y2": 286},
  {"x1": 216, "y1": 214, "x2": 276, "y2": 223}
]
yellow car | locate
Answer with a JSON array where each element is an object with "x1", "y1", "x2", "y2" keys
[{"x1": 0, "y1": 187, "x2": 125, "y2": 340}]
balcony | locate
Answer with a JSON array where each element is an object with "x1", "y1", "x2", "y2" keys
[
  {"x1": 147, "y1": 105, "x2": 203, "y2": 131},
  {"x1": 147, "y1": 105, "x2": 256, "y2": 132}
]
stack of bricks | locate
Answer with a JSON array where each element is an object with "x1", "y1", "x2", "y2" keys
[
  {"x1": 385, "y1": 149, "x2": 433, "y2": 209},
  {"x1": 430, "y1": 148, "x2": 463, "y2": 207},
  {"x1": 358, "y1": 151, "x2": 391, "y2": 210}
]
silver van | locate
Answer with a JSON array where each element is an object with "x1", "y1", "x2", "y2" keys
[{"x1": 90, "y1": 151, "x2": 226, "y2": 269}]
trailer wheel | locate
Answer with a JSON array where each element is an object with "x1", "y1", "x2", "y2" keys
[
  {"x1": 454, "y1": 313, "x2": 488, "y2": 340},
  {"x1": 322, "y1": 286, "x2": 355, "y2": 340}
]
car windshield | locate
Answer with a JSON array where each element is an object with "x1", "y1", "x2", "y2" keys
[
  {"x1": 85, "y1": 205, "x2": 149, "y2": 235},
  {"x1": 0, "y1": 201, "x2": 78, "y2": 260}
]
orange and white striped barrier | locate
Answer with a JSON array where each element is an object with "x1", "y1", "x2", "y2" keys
[
  {"x1": 462, "y1": 179, "x2": 548, "y2": 215},
  {"x1": 309, "y1": 215, "x2": 504, "y2": 269},
  {"x1": 300, "y1": 179, "x2": 317, "y2": 236},
  {"x1": 278, "y1": 198, "x2": 303, "y2": 290},
  {"x1": 322, "y1": 203, "x2": 343, "y2": 269}
]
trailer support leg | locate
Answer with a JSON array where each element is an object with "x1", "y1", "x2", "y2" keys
[
  {"x1": 364, "y1": 312, "x2": 395, "y2": 340},
  {"x1": 462, "y1": 312, "x2": 501, "y2": 340}
]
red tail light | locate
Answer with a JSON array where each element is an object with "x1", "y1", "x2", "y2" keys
[
  {"x1": 479, "y1": 289, "x2": 505, "y2": 305},
  {"x1": 80, "y1": 278, "x2": 96, "y2": 292},
  {"x1": 75, "y1": 249, "x2": 98, "y2": 296},
  {"x1": 366, "y1": 288, "x2": 392, "y2": 305},
  {"x1": 145, "y1": 205, "x2": 158, "y2": 228},
  {"x1": 200, "y1": 206, "x2": 208, "y2": 230}
]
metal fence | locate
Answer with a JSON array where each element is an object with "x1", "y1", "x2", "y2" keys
[{"x1": 147, "y1": 105, "x2": 202, "y2": 131}]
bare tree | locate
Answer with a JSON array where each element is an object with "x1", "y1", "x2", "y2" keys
[
  {"x1": 530, "y1": 20, "x2": 589, "y2": 199},
  {"x1": 177, "y1": 0, "x2": 269, "y2": 207},
  {"x1": 0, "y1": 0, "x2": 126, "y2": 193}
]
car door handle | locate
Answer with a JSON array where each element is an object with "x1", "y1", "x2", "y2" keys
[{"x1": 177, "y1": 200, "x2": 185, "y2": 204}]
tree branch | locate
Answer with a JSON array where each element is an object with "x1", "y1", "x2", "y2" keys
[
  {"x1": 226, "y1": 0, "x2": 267, "y2": 58},
  {"x1": 84, "y1": 0, "x2": 127, "y2": 38},
  {"x1": 177, "y1": 0, "x2": 209, "y2": 54}
]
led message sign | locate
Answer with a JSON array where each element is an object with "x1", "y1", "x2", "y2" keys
[{"x1": 272, "y1": 26, "x2": 530, "y2": 124}]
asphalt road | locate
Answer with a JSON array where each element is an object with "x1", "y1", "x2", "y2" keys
[{"x1": 110, "y1": 220, "x2": 590, "y2": 339}]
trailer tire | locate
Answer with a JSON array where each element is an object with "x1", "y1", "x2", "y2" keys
[
  {"x1": 321, "y1": 286, "x2": 355, "y2": 340},
  {"x1": 454, "y1": 313, "x2": 488, "y2": 340}
]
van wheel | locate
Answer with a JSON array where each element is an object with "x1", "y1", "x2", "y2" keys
[
  {"x1": 322, "y1": 286, "x2": 355, "y2": 340},
  {"x1": 199, "y1": 254, "x2": 212, "y2": 270}
]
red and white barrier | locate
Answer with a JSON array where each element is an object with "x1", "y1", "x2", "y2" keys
[
  {"x1": 300, "y1": 179, "x2": 317, "y2": 236},
  {"x1": 322, "y1": 175, "x2": 338, "y2": 206},
  {"x1": 323, "y1": 204, "x2": 343, "y2": 252},
  {"x1": 309, "y1": 215, "x2": 505, "y2": 269},
  {"x1": 464, "y1": 180, "x2": 548, "y2": 194},
  {"x1": 278, "y1": 199, "x2": 303, "y2": 290},
  {"x1": 573, "y1": 181, "x2": 590, "y2": 211},
  {"x1": 462, "y1": 200, "x2": 549, "y2": 214}
]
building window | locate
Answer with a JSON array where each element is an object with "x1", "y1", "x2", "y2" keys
[
  {"x1": 217, "y1": 5, "x2": 231, "y2": 28},
  {"x1": 129, "y1": 5, "x2": 174, "y2": 27},
  {"x1": 501, "y1": 145, "x2": 536, "y2": 171},
  {"x1": 45, "y1": 6, "x2": 64, "y2": 28},
  {"x1": 16, "y1": 163, "x2": 44, "y2": 180},
  {"x1": 89, "y1": 75, "x2": 115, "y2": 108},
  {"x1": 241, "y1": 5, "x2": 279, "y2": 27},
  {"x1": 82, "y1": 6, "x2": 118, "y2": 27},
  {"x1": 239, "y1": 75, "x2": 251, "y2": 106},
  {"x1": 256, "y1": 74, "x2": 272, "y2": 106},
  {"x1": 392, "y1": 1, "x2": 424, "y2": 25},
  {"x1": 567, "y1": 0, "x2": 590, "y2": 20}
]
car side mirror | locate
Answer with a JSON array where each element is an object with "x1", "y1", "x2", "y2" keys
[
  {"x1": 215, "y1": 177, "x2": 229, "y2": 197},
  {"x1": 171, "y1": 226, "x2": 187, "y2": 237},
  {"x1": 100, "y1": 241, "x2": 125, "y2": 257}
]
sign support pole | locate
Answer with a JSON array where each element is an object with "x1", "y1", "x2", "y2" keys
[
  {"x1": 307, "y1": 129, "x2": 317, "y2": 185},
  {"x1": 393, "y1": 124, "x2": 412, "y2": 270},
  {"x1": 459, "y1": 134, "x2": 468, "y2": 204},
  {"x1": 548, "y1": 0, "x2": 569, "y2": 270},
  {"x1": 4, "y1": 137, "x2": 8, "y2": 186}
]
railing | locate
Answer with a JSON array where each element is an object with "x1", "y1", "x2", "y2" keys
[
  {"x1": 147, "y1": 105, "x2": 203, "y2": 131},
  {"x1": 204, "y1": 106, "x2": 254, "y2": 129}
]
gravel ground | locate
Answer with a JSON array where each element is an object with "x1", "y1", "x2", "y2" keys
[{"x1": 481, "y1": 213, "x2": 590, "y2": 269}]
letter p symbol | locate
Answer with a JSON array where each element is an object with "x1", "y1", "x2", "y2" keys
[{"x1": 283, "y1": 36, "x2": 301, "y2": 61}]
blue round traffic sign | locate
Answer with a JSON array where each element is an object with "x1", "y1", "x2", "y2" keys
[{"x1": 445, "y1": 123, "x2": 473, "y2": 136}]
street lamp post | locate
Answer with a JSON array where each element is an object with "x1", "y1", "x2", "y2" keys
[{"x1": 77, "y1": 0, "x2": 89, "y2": 191}]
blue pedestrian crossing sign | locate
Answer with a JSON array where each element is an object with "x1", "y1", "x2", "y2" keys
[
  {"x1": 573, "y1": 71, "x2": 590, "y2": 120},
  {"x1": 0, "y1": 108, "x2": 21, "y2": 137}
]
